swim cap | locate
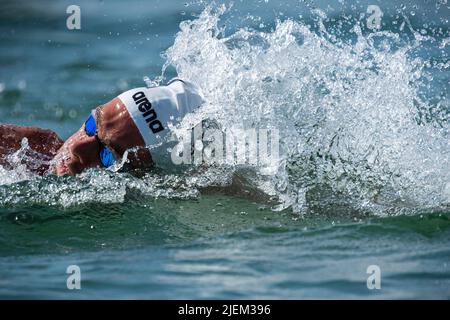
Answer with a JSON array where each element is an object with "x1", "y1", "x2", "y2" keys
[{"x1": 118, "y1": 78, "x2": 204, "y2": 147}]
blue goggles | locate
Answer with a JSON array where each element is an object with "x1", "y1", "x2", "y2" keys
[{"x1": 84, "y1": 113, "x2": 117, "y2": 168}]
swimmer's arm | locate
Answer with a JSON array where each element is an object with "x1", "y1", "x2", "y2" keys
[{"x1": 0, "y1": 124, "x2": 64, "y2": 163}]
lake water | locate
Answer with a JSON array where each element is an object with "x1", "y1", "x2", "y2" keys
[{"x1": 0, "y1": 0, "x2": 449, "y2": 299}]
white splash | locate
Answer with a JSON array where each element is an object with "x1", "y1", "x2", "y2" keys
[
  {"x1": 0, "y1": 6, "x2": 449, "y2": 216},
  {"x1": 162, "y1": 6, "x2": 450, "y2": 215}
]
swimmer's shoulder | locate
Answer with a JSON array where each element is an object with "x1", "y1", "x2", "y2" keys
[{"x1": 0, "y1": 124, "x2": 63, "y2": 158}]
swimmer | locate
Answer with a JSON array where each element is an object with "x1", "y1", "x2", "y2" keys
[{"x1": 0, "y1": 78, "x2": 204, "y2": 176}]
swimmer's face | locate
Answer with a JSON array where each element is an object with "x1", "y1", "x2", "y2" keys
[{"x1": 54, "y1": 98, "x2": 153, "y2": 176}]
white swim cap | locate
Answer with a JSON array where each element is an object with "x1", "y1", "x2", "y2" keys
[{"x1": 118, "y1": 78, "x2": 204, "y2": 147}]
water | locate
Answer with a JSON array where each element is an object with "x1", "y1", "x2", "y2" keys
[{"x1": 0, "y1": 0, "x2": 449, "y2": 299}]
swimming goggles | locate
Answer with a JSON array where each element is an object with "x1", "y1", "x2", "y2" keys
[{"x1": 84, "y1": 112, "x2": 117, "y2": 168}]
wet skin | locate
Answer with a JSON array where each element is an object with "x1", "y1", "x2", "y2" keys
[
  {"x1": 0, "y1": 97, "x2": 153, "y2": 176},
  {"x1": 0, "y1": 125, "x2": 64, "y2": 175}
]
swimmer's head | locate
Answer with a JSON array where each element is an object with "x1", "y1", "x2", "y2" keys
[
  {"x1": 53, "y1": 79, "x2": 204, "y2": 176},
  {"x1": 53, "y1": 100, "x2": 153, "y2": 176}
]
